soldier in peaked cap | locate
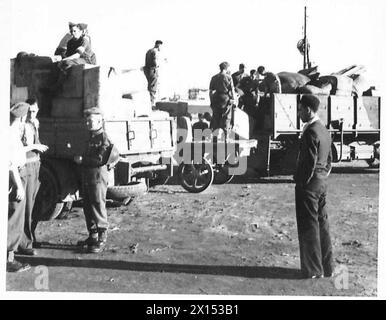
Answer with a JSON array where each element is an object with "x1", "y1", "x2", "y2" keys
[{"x1": 74, "y1": 107, "x2": 114, "y2": 253}]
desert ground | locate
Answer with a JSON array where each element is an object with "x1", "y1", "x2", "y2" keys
[{"x1": 7, "y1": 162, "x2": 379, "y2": 297}]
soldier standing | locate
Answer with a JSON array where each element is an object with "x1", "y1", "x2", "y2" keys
[
  {"x1": 144, "y1": 40, "x2": 163, "y2": 107},
  {"x1": 74, "y1": 107, "x2": 113, "y2": 253},
  {"x1": 209, "y1": 61, "x2": 235, "y2": 136}
]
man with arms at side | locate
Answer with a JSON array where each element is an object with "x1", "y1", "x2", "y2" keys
[
  {"x1": 74, "y1": 107, "x2": 113, "y2": 253},
  {"x1": 209, "y1": 61, "x2": 235, "y2": 137},
  {"x1": 144, "y1": 40, "x2": 163, "y2": 107},
  {"x1": 294, "y1": 94, "x2": 334, "y2": 279}
]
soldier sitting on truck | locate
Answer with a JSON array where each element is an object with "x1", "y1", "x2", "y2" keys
[
  {"x1": 58, "y1": 22, "x2": 96, "y2": 70},
  {"x1": 48, "y1": 22, "x2": 97, "y2": 93},
  {"x1": 73, "y1": 107, "x2": 114, "y2": 254}
]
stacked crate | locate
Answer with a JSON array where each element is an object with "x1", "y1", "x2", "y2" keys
[{"x1": 51, "y1": 64, "x2": 125, "y2": 119}]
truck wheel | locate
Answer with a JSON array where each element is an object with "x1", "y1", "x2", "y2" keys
[
  {"x1": 213, "y1": 164, "x2": 234, "y2": 184},
  {"x1": 34, "y1": 165, "x2": 64, "y2": 221},
  {"x1": 107, "y1": 181, "x2": 148, "y2": 200},
  {"x1": 178, "y1": 158, "x2": 214, "y2": 193}
]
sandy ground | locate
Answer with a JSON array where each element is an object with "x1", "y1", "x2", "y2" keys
[{"x1": 6, "y1": 163, "x2": 378, "y2": 297}]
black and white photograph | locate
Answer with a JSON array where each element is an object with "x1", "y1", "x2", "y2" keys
[{"x1": 1, "y1": 0, "x2": 385, "y2": 300}]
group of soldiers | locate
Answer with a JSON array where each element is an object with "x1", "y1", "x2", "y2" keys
[
  {"x1": 208, "y1": 62, "x2": 271, "y2": 136},
  {"x1": 8, "y1": 22, "x2": 117, "y2": 273},
  {"x1": 8, "y1": 101, "x2": 116, "y2": 273},
  {"x1": 8, "y1": 23, "x2": 335, "y2": 279}
]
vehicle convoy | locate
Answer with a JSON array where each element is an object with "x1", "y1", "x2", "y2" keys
[{"x1": 11, "y1": 55, "x2": 177, "y2": 221}]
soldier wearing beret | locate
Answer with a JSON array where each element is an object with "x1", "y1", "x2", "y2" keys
[
  {"x1": 74, "y1": 107, "x2": 113, "y2": 253},
  {"x1": 294, "y1": 94, "x2": 334, "y2": 279},
  {"x1": 8, "y1": 102, "x2": 31, "y2": 272}
]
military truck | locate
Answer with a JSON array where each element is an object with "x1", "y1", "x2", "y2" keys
[
  {"x1": 11, "y1": 55, "x2": 177, "y2": 221},
  {"x1": 248, "y1": 93, "x2": 380, "y2": 174}
]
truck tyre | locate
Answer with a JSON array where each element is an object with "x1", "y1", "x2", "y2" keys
[
  {"x1": 34, "y1": 165, "x2": 64, "y2": 221},
  {"x1": 178, "y1": 158, "x2": 214, "y2": 193},
  {"x1": 107, "y1": 181, "x2": 148, "y2": 200}
]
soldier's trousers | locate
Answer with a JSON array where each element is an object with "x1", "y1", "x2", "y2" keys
[
  {"x1": 18, "y1": 160, "x2": 41, "y2": 249},
  {"x1": 144, "y1": 67, "x2": 158, "y2": 106},
  {"x1": 8, "y1": 166, "x2": 28, "y2": 259},
  {"x1": 82, "y1": 166, "x2": 109, "y2": 233},
  {"x1": 210, "y1": 105, "x2": 232, "y2": 134},
  {"x1": 295, "y1": 178, "x2": 333, "y2": 278}
]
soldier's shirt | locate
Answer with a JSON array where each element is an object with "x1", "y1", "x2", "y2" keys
[
  {"x1": 66, "y1": 35, "x2": 96, "y2": 64},
  {"x1": 145, "y1": 47, "x2": 159, "y2": 69},
  {"x1": 209, "y1": 73, "x2": 233, "y2": 95},
  {"x1": 82, "y1": 128, "x2": 112, "y2": 168}
]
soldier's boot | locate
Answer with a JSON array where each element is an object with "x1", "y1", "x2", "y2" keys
[
  {"x1": 88, "y1": 228, "x2": 107, "y2": 253},
  {"x1": 77, "y1": 229, "x2": 98, "y2": 247}
]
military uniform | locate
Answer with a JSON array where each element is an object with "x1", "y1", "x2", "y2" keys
[
  {"x1": 78, "y1": 108, "x2": 113, "y2": 252},
  {"x1": 294, "y1": 114, "x2": 333, "y2": 278},
  {"x1": 81, "y1": 128, "x2": 111, "y2": 233},
  {"x1": 144, "y1": 47, "x2": 160, "y2": 106},
  {"x1": 209, "y1": 72, "x2": 234, "y2": 132}
]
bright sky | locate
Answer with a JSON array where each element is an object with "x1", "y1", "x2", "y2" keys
[{"x1": 6, "y1": 0, "x2": 386, "y2": 97}]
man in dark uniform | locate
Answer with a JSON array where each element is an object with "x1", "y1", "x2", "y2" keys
[
  {"x1": 144, "y1": 40, "x2": 163, "y2": 107},
  {"x1": 74, "y1": 107, "x2": 112, "y2": 253},
  {"x1": 294, "y1": 94, "x2": 334, "y2": 279},
  {"x1": 237, "y1": 69, "x2": 259, "y2": 111},
  {"x1": 231, "y1": 63, "x2": 248, "y2": 89},
  {"x1": 209, "y1": 61, "x2": 235, "y2": 136}
]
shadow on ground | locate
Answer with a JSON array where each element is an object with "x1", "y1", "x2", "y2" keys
[{"x1": 16, "y1": 255, "x2": 301, "y2": 280}]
